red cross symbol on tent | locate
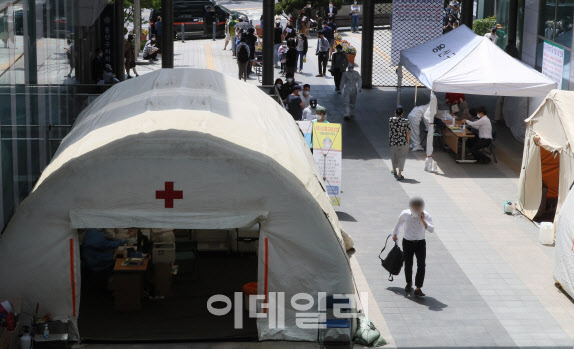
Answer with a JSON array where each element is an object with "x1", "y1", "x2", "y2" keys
[{"x1": 156, "y1": 182, "x2": 183, "y2": 208}]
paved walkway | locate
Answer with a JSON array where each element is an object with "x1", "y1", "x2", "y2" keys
[{"x1": 98, "y1": 32, "x2": 574, "y2": 349}]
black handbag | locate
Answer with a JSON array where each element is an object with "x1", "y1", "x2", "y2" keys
[{"x1": 378, "y1": 235, "x2": 404, "y2": 281}]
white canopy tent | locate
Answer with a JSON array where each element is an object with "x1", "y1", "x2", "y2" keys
[
  {"x1": 398, "y1": 25, "x2": 556, "y2": 170},
  {"x1": 0, "y1": 69, "x2": 356, "y2": 341},
  {"x1": 517, "y1": 90, "x2": 574, "y2": 222}
]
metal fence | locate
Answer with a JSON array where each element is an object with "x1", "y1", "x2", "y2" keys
[{"x1": 372, "y1": 1, "x2": 423, "y2": 87}]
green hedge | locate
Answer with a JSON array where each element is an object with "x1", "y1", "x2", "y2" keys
[{"x1": 472, "y1": 16, "x2": 497, "y2": 36}]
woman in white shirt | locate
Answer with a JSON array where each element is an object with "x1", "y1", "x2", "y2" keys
[{"x1": 392, "y1": 197, "x2": 434, "y2": 297}]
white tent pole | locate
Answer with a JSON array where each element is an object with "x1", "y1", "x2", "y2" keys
[
  {"x1": 414, "y1": 85, "x2": 418, "y2": 105},
  {"x1": 396, "y1": 63, "x2": 403, "y2": 106}
]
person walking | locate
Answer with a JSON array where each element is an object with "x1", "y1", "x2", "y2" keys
[
  {"x1": 316, "y1": 30, "x2": 330, "y2": 77},
  {"x1": 285, "y1": 38, "x2": 298, "y2": 75},
  {"x1": 236, "y1": 35, "x2": 251, "y2": 81},
  {"x1": 392, "y1": 197, "x2": 434, "y2": 297},
  {"x1": 224, "y1": 16, "x2": 232, "y2": 50},
  {"x1": 330, "y1": 44, "x2": 348, "y2": 92},
  {"x1": 274, "y1": 21, "x2": 283, "y2": 66},
  {"x1": 341, "y1": 63, "x2": 361, "y2": 119},
  {"x1": 286, "y1": 85, "x2": 305, "y2": 121},
  {"x1": 350, "y1": 1, "x2": 360, "y2": 32},
  {"x1": 295, "y1": 32, "x2": 308, "y2": 73},
  {"x1": 230, "y1": 15, "x2": 238, "y2": 55},
  {"x1": 389, "y1": 105, "x2": 410, "y2": 180},
  {"x1": 320, "y1": 21, "x2": 334, "y2": 61}
]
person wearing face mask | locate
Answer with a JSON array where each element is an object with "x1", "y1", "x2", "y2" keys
[
  {"x1": 286, "y1": 85, "x2": 306, "y2": 121},
  {"x1": 315, "y1": 30, "x2": 330, "y2": 77},
  {"x1": 278, "y1": 41, "x2": 287, "y2": 75},
  {"x1": 392, "y1": 196, "x2": 434, "y2": 297},
  {"x1": 280, "y1": 72, "x2": 296, "y2": 101},
  {"x1": 350, "y1": 1, "x2": 360, "y2": 33},
  {"x1": 330, "y1": 44, "x2": 348, "y2": 92},
  {"x1": 325, "y1": 1, "x2": 338, "y2": 20},
  {"x1": 272, "y1": 78, "x2": 284, "y2": 95},
  {"x1": 313, "y1": 106, "x2": 329, "y2": 123},
  {"x1": 91, "y1": 48, "x2": 105, "y2": 84},
  {"x1": 143, "y1": 39, "x2": 159, "y2": 63},
  {"x1": 295, "y1": 32, "x2": 308, "y2": 73},
  {"x1": 283, "y1": 21, "x2": 296, "y2": 40},
  {"x1": 303, "y1": 97, "x2": 320, "y2": 121},
  {"x1": 389, "y1": 105, "x2": 410, "y2": 180},
  {"x1": 340, "y1": 63, "x2": 362, "y2": 119},
  {"x1": 300, "y1": 84, "x2": 313, "y2": 107}
]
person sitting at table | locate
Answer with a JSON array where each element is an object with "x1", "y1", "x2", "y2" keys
[
  {"x1": 462, "y1": 106, "x2": 492, "y2": 164},
  {"x1": 81, "y1": 229, "x2": 134, "y2": 273}
]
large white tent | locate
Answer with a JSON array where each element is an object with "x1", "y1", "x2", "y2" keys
[
  {"x1": 398, "y1": 25, "x2": 556, "y2": 171},
  {"x1": 517, "y1": 90, "x2": 574, "y2": 222},
  {"x1": 0, "y1": 68, "x2": 356, "y2": 341},
  {"x1": 554, "y1": 187, "x2": 574, "y2": 299},
  {"x1": 399, "y1": 25, "x2": 556, "y2": 96}
]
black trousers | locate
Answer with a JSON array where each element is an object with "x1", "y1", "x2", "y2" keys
[
  {"x1": 333, "y1": 70, "x2": 343, "y2": 90},
  {"x1": 403, "y1": 238, "x2": 426, "y2": 288},
  {"x1": 470, "y1": 138, "x2": 492, "y2": 162},
  {"x1": 143, "y1": 51, "x2": 158, "y2": 60},
  {"x1": 318, "y1": 51, "x2": 328, "y2": 75}
]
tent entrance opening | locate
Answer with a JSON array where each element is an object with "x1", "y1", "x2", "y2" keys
[
  {"x1": 78, "y1": 228, "x2": 259, "y2": 342},
  {"x1": 534, "y1": 148, "x2": 560, "y2": 222}
]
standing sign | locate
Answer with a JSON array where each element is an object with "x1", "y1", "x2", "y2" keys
[
  {"x1": 390, "y1": 0, "x2": 443, "y2": 65},
  {"x1": 313, "y1": 123, "x2": 342, "y2": 206},
  {"x1": 296, "y1": 121, "x2": 313, "y2": 148},
  {"x1": 542, "y1": 40, "x2": 565, "y2": 90}
]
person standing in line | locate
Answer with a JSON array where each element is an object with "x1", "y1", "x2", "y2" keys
[
  {"x1": 285, "y1": 38, "x2": 298, "y2": 75},
  {"x1": 303, "y1": 97, "x2": 320, "y2": 121},
  {"x1": 155, "y1": 16, "x2": 163, "y2": 51},
  {"x1": 340, "y1": 63, "x2": 362, "y2": 119},
  {"x1": 295, "y1": 32, "x2": 308, "y2": 73},
  {"x1": 392, "y1": 197, "x2": 434, "y2": 297},
  {"x1": 484, "y1": 26, "x2": 497, "y2": 43},
  {"x1": 320, "y1": 21, "x2": 334, "y2": 61},
  {"x1": 283, "y1": 21, "x2": 296, "y2": 41},
  {"x1": 123, "y1": 34, "x2": 137, "y2": 79},
  {"x1": 278, "y1": 41, "x2": 287, "y2": 75},
  {"x1": 65, "y1": 34, "x2": 75, "y2": 78},
  {"x1": 327, "y1": 16, "x2": 338, "y2": 34},
  {"x1": 280, "y1": 72, "x2": 296, "y2": 101},
  {"x1": 300, "y1": 84, "x2": 313, "y2": 107},
  {"x1": 236, "y1": 35, "x2": 251, "y2": 81},
  {"x1": 91, "y1": 48, "x2": 105, "y2": 84},
  {"x1": 274, "y1": 21, "x2": 284, "y2": 66},
  {"x1": 389, "y1": 105, "x2": 410, "y2": 180},
  {"x1": 286, "y1": 85, "x2": 305, "y2": 121},
  {"x1": 350, "y1": 1, "x2": 360, "y2": 32},
  {"x1": 313, "y1": 106, "x2": 329, "y2": 123},
  {"x1": 330, "y1": 44, "x2": 348, "y2": 92},
  {"x1": 245, "y1": 27, "x2": 258, "y2": 77},
  {"x1": 325, "y1": 1, "x2": 338, "y2": 19},
  {"x1": 316, "y1": 30, "x2": 330, "y2": 77}
]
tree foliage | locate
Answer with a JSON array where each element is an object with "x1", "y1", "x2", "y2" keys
[
  {"x1": 122, "y1": 0, "x2": 162, "y2": 24},
  {"x1": 274, "y1": 0, "x2": 344, "y2": 20},
  {"x1": 472, "y1": 16, "x2": 496, "y2": 36}
]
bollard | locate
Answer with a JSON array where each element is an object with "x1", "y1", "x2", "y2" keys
[
  {"x1": 181, "y1": 23, "x2": 185, "y2": 43},
  {"x1": 213, "y1": 21, "x2": 216, "y2": 41}
]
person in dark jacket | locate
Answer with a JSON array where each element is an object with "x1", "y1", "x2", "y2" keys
[
  {"x1": 285, "y1": 38, "x2": 298, "y2": 75},
  {"x1": 280, "y1": 72, "x2": 296, "y2": 101},
  {"x1": 295, "y1": 32, "x2": 308, "y2": 73},
  {"x1": 204, "y1": 6, "x2": 217, "y2": 35},
  {"x1": 245, "y1": 27, "x2": 258, "y2": 77},
  {"x1": 91, "y1": 48, "x2": 104, "y2": 83},
  {"x1": 155, "y1": 16, "x2": 163, "y2": 51},
  {"x1": 330, "y1": 44, "x2": 348, "y2": 92}
]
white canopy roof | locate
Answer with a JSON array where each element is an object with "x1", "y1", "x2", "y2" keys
[
  {"x1": 0, "y1": 68, "x2": 355, "y2": 341},
  {"x1": 400, "y1": 25, "x2": 557, "y2": 96}
]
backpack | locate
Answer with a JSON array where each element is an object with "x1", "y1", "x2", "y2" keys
[
  {"x1": 237, "y1": 44, "x2": 249, "y2": 63},
  {"x1": 355, "y1": 315, "x2": 388, "y2": 347},
  {"x1": 378, "y1": 234, "x2": 404, "y2": 281}
]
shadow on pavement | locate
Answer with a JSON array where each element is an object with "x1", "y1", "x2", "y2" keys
[
  {"x1": 336, "y1": 211, "x2": 358, "y2": 222},
  {"x1": 387, "y1": 286, "x2": 448, "y2": 312}
]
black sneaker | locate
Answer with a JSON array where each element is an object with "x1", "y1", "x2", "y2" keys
[
  {"x1": 405, "y1": 283, "x2": 412, "y2": 292},
  {"x1": 414, "y1": 288, "x2": 426, "y2": 297}
]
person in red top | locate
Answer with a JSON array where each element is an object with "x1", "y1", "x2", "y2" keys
[
  {"x1": 445, "y1": 92, "x2": 469, "y2": 119},
  {"x1": 445, "y1": 92, "x2": 465, "y2": 105}
]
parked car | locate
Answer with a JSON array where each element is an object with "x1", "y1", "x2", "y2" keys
[{"x1": 149, "y1": 0, "x2": 249, "y2": 40}]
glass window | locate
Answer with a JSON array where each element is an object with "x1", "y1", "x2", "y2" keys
[
  {"x1": 554, "y1": 0, "x2": 574, "y2": 49},
  {"x1": 539, "y1": 0, "x2": 557, "y2": 39}
]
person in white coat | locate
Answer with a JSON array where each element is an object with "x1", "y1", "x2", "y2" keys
[{"x1": 341, "y1": 63, "x2": 362, "y2": 120}]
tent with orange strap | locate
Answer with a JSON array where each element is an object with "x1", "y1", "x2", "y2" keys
[{"x1": 517, "y1": 90, "x2": 574, "y2": 223}]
